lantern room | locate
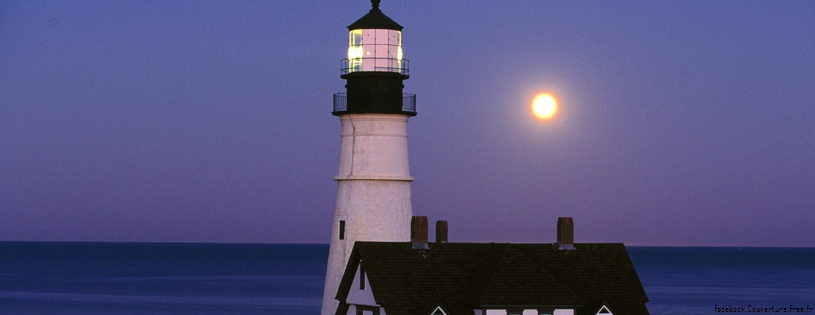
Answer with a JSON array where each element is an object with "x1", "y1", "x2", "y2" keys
[
  {"x1": 340, "y1": 0, "x2": 408, "y2": 77},
  {"x1": 346, "y1": 28, "x2": 403, "y2": 74},
  {"x1": 334, "y1": 0, "x2": 415, "y2": 116}
]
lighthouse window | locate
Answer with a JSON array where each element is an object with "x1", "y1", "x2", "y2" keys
[
  {"x1": 350, "y1": 30, "x2": 363, "y2": 47},
  {"x1": 339, "y1": 220, "x2": 345, "y2": 240},
  {"x1": 348, "y1": 29, "x2": 364, "y2": 71},
  {"x1": 376, "y1": 29, "x2": 389, "y2": 43},
  {"x1": 375, "y1": 44, "x2": 389, "y2": 58},
  {"x1": 362, "y1": 29, "x2": 375, "y2": 44},
  {"x1": 389, "y1": 31, "x2": 400, "y2": 46},
  {"x1": 388, "y1": 45, "x2": 399, "y2": 59}
]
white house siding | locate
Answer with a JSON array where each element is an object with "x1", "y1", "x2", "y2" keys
[
  {"x1": 346, "y1": 264, "x2": 378, "y2": 307},
  {"x1": 483, "y1": 309, "x2": 572, "y2": 315}
]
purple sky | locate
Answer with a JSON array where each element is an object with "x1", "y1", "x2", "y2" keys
[{"x1": 1, "y1": 1, "x2": 814, "y2": 246}]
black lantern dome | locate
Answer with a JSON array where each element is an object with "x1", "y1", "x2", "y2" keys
[
  {"x1": 347, "y1": 0, "x2": 402, "y2": 30},
  {"x1": 333, "y1": 0, "x2": 416, "y2": 116}
]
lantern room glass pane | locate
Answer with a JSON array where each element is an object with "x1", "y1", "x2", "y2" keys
[
  {"x1": 362, "y1": 57, "x2": 375, "y2": 71},
  {"x1": 388, "y1": 45, "x2": 398, "y2": 59},
  {"x1": 363, "y1": 45, "x2": 374, "y2": 58},
  {"x1": 388, "y1": 30, "x2": 399, "y2": 45},
  {"x1": 375, "y1": 44, "x2": 388, "y2": 58},
  {"x1": 362, "y1": 29, "x2": 375, "y2": 44},
  {"x1": 376, "y1": 29, "x2": 388, "y2": 43},
  {"x1": 350, "y1": 29, "x2": 363, "y2": 47}
]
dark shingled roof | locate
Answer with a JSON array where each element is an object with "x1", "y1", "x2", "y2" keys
[
  {"x1": 336, "y1": 242, "x2": 649, "y2": 315},
  {"x1": 347, "y1": 1, "x2": 403, "y2": 30}
]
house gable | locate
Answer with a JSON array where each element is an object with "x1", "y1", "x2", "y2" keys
[
  {"x1": 335, "y1": 252, "x2": 386, "y2": 315},
  {"x1": 347, "y1": 261, "x2": 378, "y2": 307},
  {"x1": 430, "y1": 305, "x2": 448, "y2": 315}
]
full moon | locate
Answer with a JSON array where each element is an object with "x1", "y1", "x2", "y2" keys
[{"x1": 532, "y1": 94, "x2": 557, "y2": 119}]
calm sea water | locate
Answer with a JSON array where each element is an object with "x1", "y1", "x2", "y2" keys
[
  {"x1": 0, "y1": 243, "x2": 813, "y2": 315},
  {"x1": 629, "y1": 247, "x2": 815, "y2": 314}
]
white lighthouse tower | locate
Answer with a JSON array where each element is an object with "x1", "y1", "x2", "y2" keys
[{"x1": 321, "y1": 1, "x2": 416, "y2": 314}]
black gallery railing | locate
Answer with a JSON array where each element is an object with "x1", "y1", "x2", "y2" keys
[{"x1": 333, "y1": 92, "x2": 416, "y2": 114}]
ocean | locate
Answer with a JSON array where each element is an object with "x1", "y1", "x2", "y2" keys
[
  {"x1": 0, "y1": 243, "x2": 813, "y2": 314},
  {"x1": 629, "y1": 247, "x2": 815, "y2": 314}
]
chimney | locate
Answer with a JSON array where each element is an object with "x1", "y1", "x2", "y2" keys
[
  {"x1": 557, "y1": 217, "x2": 576, "y2": 250},
  {"x1": 435, "y1": 220, "x2": 448, "y2": 244},
  {"x1": 411, "y1": 216, "x2": 429, "y2": 249}
]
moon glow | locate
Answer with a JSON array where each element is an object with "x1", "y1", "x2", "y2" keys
[{"x1": 532, "y1": 94, "x2": 557, "y2": 119}]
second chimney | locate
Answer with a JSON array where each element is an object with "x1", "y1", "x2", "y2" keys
[
  {"x1": 435, "y1": 220, "x2": 448, "y2": 244},
  {"x1": 557, "y1": 217, "x2": 576, "y2": 251},
  {"x1": 411, "y1": 216, "x2": 429, "y2": 249}
]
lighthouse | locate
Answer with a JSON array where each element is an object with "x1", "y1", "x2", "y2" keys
[{"x1": 321, "y1": 1, "x2": 416, "y2": 314}]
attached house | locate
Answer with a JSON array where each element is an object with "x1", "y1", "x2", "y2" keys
[{"x1": 334, "y1": 217, "x2": 649, "y2": 315}]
